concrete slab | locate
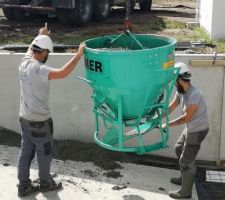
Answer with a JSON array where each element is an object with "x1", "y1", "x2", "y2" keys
[{"x1": 0, "y1": 145, "x2": 198, "y2": 200}]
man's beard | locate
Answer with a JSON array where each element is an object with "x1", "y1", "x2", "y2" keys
[
  {"x1": 42, "y1": 54, "x2": 48, "y2": 63},
  {"x1": 176, "y1": 83, "x2": 185, "y2": 94}
]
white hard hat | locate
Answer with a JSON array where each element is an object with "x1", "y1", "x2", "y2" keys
[
  {"x1": 175, "y1": 62, "x2": 191, "y2": 80},
  {"x1": 32, "y1": 35, "x2": 53, "y2": 52}
]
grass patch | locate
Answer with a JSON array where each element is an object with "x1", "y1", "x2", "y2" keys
[
  {"x1": 173, "y1": 27, "x2": 225, "y2": 53},
  {"x1": 191, "y1": 28, "x2": 225, "y2": 53},
  {"x1": 0, "y1": 20, "x2": 224, "y2": 53},
  {"x1": 52, "y1": 34, "x2": 96, "y2": 44},
  {"x1": 0, "y1": 35, "x2": 95, "y2": 46},
  {"x1": 134, "y1": 19, "x2": 166, "y2": 31},
  {"x1": 134, "y1": 19, "x2": 186, "y2": 32},
  {"x1": 153, "y1": 0, "x2": 195, "y2": 3},
  {"x1": 191, "y1": 27, "x2": 211, "y2": 42},
  {"x1": 0, "y1": 36, "x2": 33, "y2": 45},
  {"x1": 164, "y1": 19, "x2": 186, "y2": 29},
  {"x1": 215, "y1": 40, "x2": 225, "y2": 53}
]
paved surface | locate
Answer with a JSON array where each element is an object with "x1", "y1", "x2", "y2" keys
[{"x1": 0, "y1": 145, "x2": 198, "y2": 200}]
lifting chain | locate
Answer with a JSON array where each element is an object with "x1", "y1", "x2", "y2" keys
[{"x1": 125, "y1": 0, "x2": 132, "y2": 32}]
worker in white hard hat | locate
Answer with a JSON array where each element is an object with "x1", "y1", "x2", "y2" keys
[
  {"x1": 162, "y1": 62, "x2": 209, "y2": 199},
  {"x1": 17, "y1": 24, "x2": 85, "y2": 197}
]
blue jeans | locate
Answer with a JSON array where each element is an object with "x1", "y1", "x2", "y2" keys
[{"x1": 18, "y1": 117, "x2": 54, "y2": 186}]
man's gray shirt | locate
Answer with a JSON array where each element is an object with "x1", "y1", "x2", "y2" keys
[
  {"x1": 174, "y1": 85, "x2": 209, "y2": 132},
  {"x1": 19, "y1": 54, "x2": 51, "y2": 121}
]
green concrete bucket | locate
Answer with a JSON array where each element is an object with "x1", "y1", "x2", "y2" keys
[{"x1": 81, "y1": 33, "x2": 179, "y2": 154}]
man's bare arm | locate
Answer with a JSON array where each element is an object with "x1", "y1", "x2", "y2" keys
[
  {"x1": 164, "y1": 104, "x2": 198, "y2": 128},
  {"x1": 48, "y1": 43, "x2": 85, "y2": 80}
]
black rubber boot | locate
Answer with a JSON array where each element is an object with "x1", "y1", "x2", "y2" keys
[
  {"x1": 169, "y1": 172, "x2": 194, "y2": 199},
  {"x1": 40, "y1": 179, "x2": 62, "y2": 193},
  {"x1": 17, "y1": 180, "x2": 39, "y2": 197}
]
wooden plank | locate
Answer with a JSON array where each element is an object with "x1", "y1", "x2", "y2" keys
[{"x1": 190, "y1": 60, "x2": 225, "y2": 67}]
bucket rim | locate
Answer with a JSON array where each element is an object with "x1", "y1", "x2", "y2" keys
[{"x1": 84, "y1": 33, "x2": 177, "y2": 54}]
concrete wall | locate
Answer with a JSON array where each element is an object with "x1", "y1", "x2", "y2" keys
[
  {"x1": 200, "y1": 0, "x2": 225, "y2": 39},
  {"x1": 1, "y1": 52, "x2": 225, "y2": 162}
]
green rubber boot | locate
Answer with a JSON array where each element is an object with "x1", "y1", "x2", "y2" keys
[
  {"x1": 169, "y1": 172, "x2": 194, "y2": 199},
  {"x1": 170, "y1": 170, "x2": 182, "y2": 185},
  {"x1": 170, "y1": 174, "x2": 182, "y2": 186}
]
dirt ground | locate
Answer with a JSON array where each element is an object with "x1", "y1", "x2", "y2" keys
[
  {"x1": 0, "y1": 0, "x2": 196, "y2": 47},
  {"x1": 0, "y1": 126, "x2": 179, "y2": 179}
]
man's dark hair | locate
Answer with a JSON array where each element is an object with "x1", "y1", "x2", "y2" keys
[
  {"x1": 178, "y1": 76, "x2": 191, "y2": 83},
  {"x1": 178, "y1": 71, "x2": 191, "y2": 82},
  {"x1": 32, "y1": 44, "x2": 44, "y2": 53}
]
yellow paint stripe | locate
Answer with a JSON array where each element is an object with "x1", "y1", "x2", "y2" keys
[{"x1": 163, "y1": 60, "x2": 174, "y2": 69}]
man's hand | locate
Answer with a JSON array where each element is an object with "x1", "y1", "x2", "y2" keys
[
  {"x1": 39, "y1": 22, "x2": 50, "y2": 36},
  {"x1": 161, "y1": 123, "x2": 166, "y2": 130},
  {"x1": 156, "y1": 124, "x2": 167, "y2": 133},
  {"x1": 77, "y1": 42, "x2": 86, "y2": 57}
]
